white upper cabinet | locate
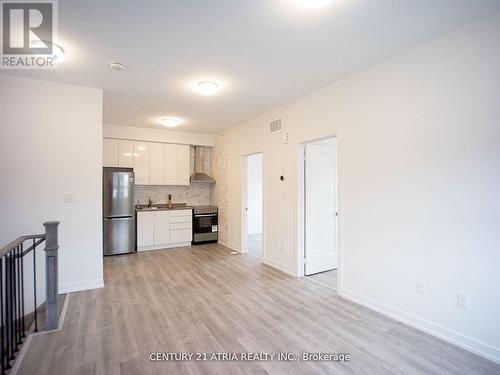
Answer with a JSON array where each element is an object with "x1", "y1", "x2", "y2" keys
[
  {"x1": 164, "y1": 144, "x2": 178, "y2": 185},
  {"x1": 103, "y1": 138, "x2": 193, "y2": 185},
  {"x1": 134, "y1": 142, "x2": 150, "y2": 185},
  {"x1": 118, "y1": 140, "x2": 134, "y2": 168},
  {"x1": 177, "y1": 145, "x2": 190, "y2": 185},
  {"x1": 149, "y1": 143, "x2": 165, "y2": 185},
  {"x1": 103, "y1": 138, "x2": 119, "y2": 167}
]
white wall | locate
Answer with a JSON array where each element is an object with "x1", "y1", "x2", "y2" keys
[
  {"x1": 246, "y1": 153, "x2": 263, "y2": 235},
  {"x1": 211, "y1": 12, "x2": 500, "y2": 363},
  {"x1": 104, "y1": 123, "x2": 215, "y2": 146},
  {"x1": 0, "y1": 74, "x2": 104, "y2": 297}
]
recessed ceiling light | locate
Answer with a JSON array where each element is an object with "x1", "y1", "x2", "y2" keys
[
  {"x1": 197, "y1": 81, "x2": 219, "y2": 96},
  {"x1": 304, "y1": 0, "x2": 333, "y2": 8},
  {"x1": 109, "y1": 61, "x2": 126, "y2": 71},
  {"x1": 30, "y1": 40, "x2": 65, "y2": 62},
  {"x1": 159, "y1": 118, "x2": 180, "y2": 128}
]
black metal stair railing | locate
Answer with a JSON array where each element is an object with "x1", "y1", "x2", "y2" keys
[{"x1": 0, "y1": 221, "x2": 60, "y2": 374}]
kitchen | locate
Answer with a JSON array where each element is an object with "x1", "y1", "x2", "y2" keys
[{"x1": 102, "y1": 138, "x2": 218, "y2": 256}]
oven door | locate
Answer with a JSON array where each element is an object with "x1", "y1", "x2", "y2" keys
[
  {"x1": 193, "y1": 213, "x2": 218, "y2": 233},
  {"x1": 193, "y1": 213, "x2": 218, "y2": 243}
]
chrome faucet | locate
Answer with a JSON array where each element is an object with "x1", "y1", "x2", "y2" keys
[{"x1": 147, "y1": 198, "x2": 153, "y2": 208}]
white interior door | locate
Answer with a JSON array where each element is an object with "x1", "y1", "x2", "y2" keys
[
  {"x1": 305, "y1": 140, "x2": 337, "y2": 275},
  {"x1": 243, "y1": 153, "x2": 263, "y2": 256}
]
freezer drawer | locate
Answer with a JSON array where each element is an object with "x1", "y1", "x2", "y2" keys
[{"x1": 103, "y1": 217, "x2": 136, "y2": 256}]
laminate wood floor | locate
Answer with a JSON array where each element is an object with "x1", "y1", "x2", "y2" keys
[
  {"x1": 17, "y1": 244, "x2": 500, "y2": 375},
  {"x1": 247, "y1": 233, "x2": 262, "y2": 257},
  {"x1": 306, "y1": 269, "x2": 337, "y2": 290}
]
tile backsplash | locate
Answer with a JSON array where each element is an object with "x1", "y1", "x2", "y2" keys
[
  {"x1": 135, "y1": 184, "x2": 212, "y2": 206},
  {"x1": 135, "y1": 146, "x2": 214, "y2": 207}
]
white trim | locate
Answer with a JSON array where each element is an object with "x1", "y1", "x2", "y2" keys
[
  {"x1": 137, "y1": 242, "x2": 191, "y2": 252},
  {"x1": 338, "y1": 287, "x2": 500, "y2": 365},
  {"x1": 218, "y1": 240, "x2": 240, "y2": 252},
  {"x1": 262, "y1": 257, "x2": 295, "y2": 276},
  {"x1": 241, "y1": 155, "x2": 249, "y2": 254},
  {"x1": 59, "y1": 278, "x2": 104, "y2": 294},
  {"x1": 240, "y1": 151, "x2": 264, "y2": 257},
  {"x1": 297, "y1": 135, "x2": 340, "y2": 280},
  {"x1": 57, "y1": 292, "x2": 71, "y2": 330}
]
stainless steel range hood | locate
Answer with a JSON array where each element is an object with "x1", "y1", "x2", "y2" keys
[{"x1": 190, "y1": 146, "x2": 215, "y2": 183}]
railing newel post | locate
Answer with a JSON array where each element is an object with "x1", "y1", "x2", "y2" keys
[{"x1": 43, "y1": 221, "x2": 60, "y2": 331}]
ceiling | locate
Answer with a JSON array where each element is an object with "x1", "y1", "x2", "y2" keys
[{"x1": 8, "y1": 0, "x2": 500, "y2": 134}]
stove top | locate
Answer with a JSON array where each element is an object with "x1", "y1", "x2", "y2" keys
[{"x1": 193, "y1": 206, "x2": 218, "y2": 215}]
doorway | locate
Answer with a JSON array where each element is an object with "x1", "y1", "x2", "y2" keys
[
  {"x1": 303, "y1": 137, "x2": 337, "y2": 289},
  {"x1": 243, "y1": 153, "x2": 263, "y2": 257}
]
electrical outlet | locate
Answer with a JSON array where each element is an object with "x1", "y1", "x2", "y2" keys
[
  {"x1": 416, "y1": 281, "x2": 426, "y2": 295},
  {"x1": 457, "y1": 293, "x2": 469, "y2": 310}
]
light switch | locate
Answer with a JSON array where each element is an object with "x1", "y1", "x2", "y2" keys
[
  {"x1": 416, "y1": 281, "x2": 426, "y2": 295},
  {"x1": 457, "y1": 293, "x2": 469, "y2": 310},
  {"x1": 64, "y1": 193, "x2": 76, "y2": 203}
]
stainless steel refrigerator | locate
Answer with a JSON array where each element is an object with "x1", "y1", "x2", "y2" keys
[{"x1": 103, "y1": 167, "x2": 136, "y2": 256}]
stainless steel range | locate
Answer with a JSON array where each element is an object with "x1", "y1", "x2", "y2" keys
[{"x1": 192, "y1": 206, "x2": 218, "y2": 244}]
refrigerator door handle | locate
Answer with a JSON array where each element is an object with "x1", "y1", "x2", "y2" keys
[{"x1": 105, "y1": 216, "x2": 134, "y2": 221}]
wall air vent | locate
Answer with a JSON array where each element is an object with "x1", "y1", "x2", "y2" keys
[{"x1": 270, "y1": 118, "x2": 282, "y2": 133}]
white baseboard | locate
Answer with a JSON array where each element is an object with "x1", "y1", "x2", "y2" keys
[
  {"x1": 138, "y1": 242, "x2": 191, "y2": 252},
  {"x1": 60, "y1": 278, "x2": 104, "y2": 294},
  {"x1": 262, "y1": 257, "x2": 295, "y2": 276},
  {"x1": 218, "y1": 240, "x2": 240, "y2": 252},
  {"x1": 338, "y1": 287, "x2": 500, "y2": 365}
]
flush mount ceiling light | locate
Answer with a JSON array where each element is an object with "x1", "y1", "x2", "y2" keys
[
  {"x1": 159, "y1": 118, "x2": 180, "y2": 128},
  {"x1": 303, "y1": 0, "x2": 333, "y2": 8},
  {"x1": 197, "y1": 81, "x2": 219, "y2": 96},
  {"x1": 30, "y1": 40, "x2": 65, "y2": 62},
  {"x1": 109, "y1": 61, "x2": 126, "y2": 71}
]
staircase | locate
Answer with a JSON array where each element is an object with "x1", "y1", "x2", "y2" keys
[{"x1": 0, "y1": 222, "x2": 60, "y2": 374}]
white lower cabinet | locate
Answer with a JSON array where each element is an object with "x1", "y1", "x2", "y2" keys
[
  {"x1": 170, "y1": 228, "x2": 192, "y2": 244},
  {"x1": 169, "y1": 209, "x2": 192, "y2": 244},
  {"x1": 153, "y1": 210, "x2": 170, "y2": 245},
  {"x1": 137, "y1": 211, "x2": 154, "y2": 248},
  {"x1": 137, "y1": 209, "x2": 192, "y2": 251}
]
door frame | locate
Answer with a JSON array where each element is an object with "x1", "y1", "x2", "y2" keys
[
  {"x1": 241, "y1": 152, "x2": 264, "y2": 257},
  {"x1": 297, "y1": 136, "x2": 341, "y2": 285}
]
